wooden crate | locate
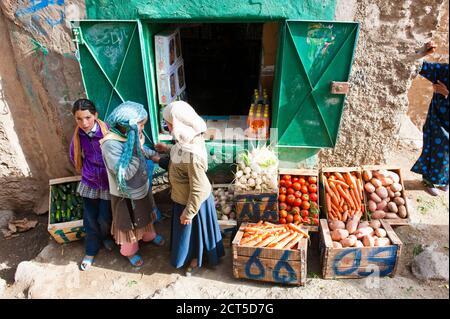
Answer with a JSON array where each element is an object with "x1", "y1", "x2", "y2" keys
[
  {"x1": 278, "y1": 168, "x2": 320, "y2": 232},
  {"x1": 320, "y1": 167, "x2": 366, "y2": 222},
  {"x1": 48, "y1": 176, "x2": 85, "y2": 244},
  {"x1": 212, "y1": 183, "x2": 238, "y2": 231},
  {"x1": 232, "y1": 223, "x2": 308, "y2": 286},
  {"x1": 234, "y1": 191, "x2": 278, "y2": 225},
  {"x1": 361, "y1": 165, "x2": 410, "y2": 226},
  {"x1": 319, "y1": 219, "x2": 402, "y2": 279}
]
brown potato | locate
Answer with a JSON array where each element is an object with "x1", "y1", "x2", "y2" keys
[
  {"x1": 363, "y1": 170, "x2": 373, "y2": 182},
  {"x1": 331, "y1": 229, "x2": 349, "y2": 241},
  {"x1": 370, "y1": 193, "x2": 382, "y2": 203},
  {"x1": 371, "y1": 211, "x2": 386, "y2": 219},
  {"x1": 376, "y1": 200, "x2": 388, "y2": 210},
  {"x1": 355, "y1": 227, "x2": 375, "y2": 239},
  {"x1": 371, "y1": 178, "x2": 383, "y2": 188},
  {"x1": 387, "y1": 202, "x2": 398, "y2": 213},
  {"x1": 341, "y1": 236, "x2": 357, "y2": 247},
  {"x1": 394, "y1": 191, "x2": 402, "y2": 197},
  {"x1": 385, "y1": 213, "x2": 400, "y2": 219},
  {"x1": 364, "y1": 182, "x2": 376, "y2": 193},
  {"x1": 380, "y1": 177, "x2": 394, "y2": 186},
  {"x1": 394, "y1": 197, "x2": 405, "y2": 206},
  {"x1": 390, "y1": 183, "x2": 403, "y2": 192},
  {"x1": 368, "y1": 200, "x2": 377, "y2": 212},
  {"x1": 387, "y1": 171, "x2": 400, "y2": 183},
  {"x1": 329, "y1": 220, "x2": 346, "y2": 231},
  {"x1": 376, "y1": 186, "x2": 389, "y2": 199},
  {"x1": 398, "y1": 205, "x2": 408, "y2": 218},
  {"x1": 387, "y1": 188, "x2": 396, "y2": 198},
  {"x1": 358, "y1": 221, "x2": 370, "y2": 229}
]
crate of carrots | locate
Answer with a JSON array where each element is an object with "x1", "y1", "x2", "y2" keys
[
  {"x1": 278, "y1": 169, "x2": 320, "y2": 232},
  {"x1": 232, "y1": 221, "x2": 309, "y2": 286},
  {"x1": 320, "y1": 167, "x2": 366, "y2": 222}
]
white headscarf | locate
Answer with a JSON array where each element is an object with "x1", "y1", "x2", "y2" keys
[{"x1": 163, "y1": 101, "x2": 208, "y2": 169}]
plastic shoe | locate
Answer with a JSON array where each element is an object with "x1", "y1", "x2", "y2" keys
[
  {"x1": 80, "y1": 255, "x2": 94, "y2": 271},
  {"x1": 425, "y1": 186, "x2": 440, "y2": 196},
  {"x1": 127, "y1": 254, "x2": 144, "y2": 267},
  {"x1": 149, "y1": 234, "x2": 165, "y2": 247}
]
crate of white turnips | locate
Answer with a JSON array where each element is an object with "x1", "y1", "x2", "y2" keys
[
  {"x1": 48, "y1": 176, "x2": 85, "y2": 244},
  {"x1": 361, "y1": 166, "x2": 410, "y2": 226},
  {"x1": 233, "y1": 146, "x2": 279, "y2": 225},
  {"x1": 212, "y1": 183, "x2": 237, "y2": 232}
]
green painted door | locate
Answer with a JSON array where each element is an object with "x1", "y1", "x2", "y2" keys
[
  {"x1": 272, "y1": 20, "x2": 359, "y2": 151},
  {"x1": 72, "y1": 21, "x2": 156, "y2": 143}
]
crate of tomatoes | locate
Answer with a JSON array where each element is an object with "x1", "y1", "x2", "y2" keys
[{"x1": 278, "y1": 169, "x2": 320, "y2": 232}]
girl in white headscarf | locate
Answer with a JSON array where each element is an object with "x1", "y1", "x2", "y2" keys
[{"x1": 155, "y1": 101, "x2": 224, "y2": 276}]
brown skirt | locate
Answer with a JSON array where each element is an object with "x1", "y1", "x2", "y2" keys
[{"x1": 110, "y1": 192, "x2": 155, "y2": 245}]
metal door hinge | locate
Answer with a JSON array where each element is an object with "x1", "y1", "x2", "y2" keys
[{"x1": 330, "y1": 81, "x2": 350, "y2": 95}]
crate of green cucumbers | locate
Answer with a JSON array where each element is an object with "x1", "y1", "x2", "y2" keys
[{"x1": 48, "y1": 176, "x2": 85, "y2": 244}]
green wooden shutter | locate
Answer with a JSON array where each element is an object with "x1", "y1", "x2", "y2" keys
[
  {"x1": 72, "y1": 20, "x2": 157, "y2": 143},
  {"x1": 272, "y1": 20, "x2": 359, "y2": 150}
]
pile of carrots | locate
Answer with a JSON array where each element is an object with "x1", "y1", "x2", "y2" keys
[
  {"x1": 323, "y1": 171, "x2": 365, "y2": 222},
  {"x1": 239, "y1": 221, "x2": 309, "y2": 249}
]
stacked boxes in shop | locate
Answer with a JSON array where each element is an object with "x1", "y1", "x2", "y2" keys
[{"x1": 154, "y1": 28, "x2": 186, "y2": 105}]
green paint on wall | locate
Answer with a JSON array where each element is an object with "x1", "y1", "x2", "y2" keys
[{"x1": 86, "y1": 0, "x2": 336, "y2": 21}]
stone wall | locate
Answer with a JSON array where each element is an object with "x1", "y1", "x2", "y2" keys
[{"x1": 0, "y1": 0, "x2": 447, "y2": 212}]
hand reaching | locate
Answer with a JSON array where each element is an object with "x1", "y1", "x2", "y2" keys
[
  {"x1": 418, "y1": 41, "x2": 437, "y2": 58},
  {"x1": 155, "y1": 143, "x2": 169, "y2": 153},
  {"x1": 180, "y1": 215, "x2": 192, "y2": 225},
  {"x1": 433, "y1": 80, "x2": 449, "y2": 98}
]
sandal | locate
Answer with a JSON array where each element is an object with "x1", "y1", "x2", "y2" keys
[
  {"x1": 127, "y1": 254, "x2": 144, "y2": 267},
  {"x1": 80, "y1": 255, "x2": 94, "y2": 271},
  {"x1": 149, "y1": 234, "x2": 165, "y2": 247},
  {"x1": 185, "y1": 266, "x2": 198, "y2": 277}
]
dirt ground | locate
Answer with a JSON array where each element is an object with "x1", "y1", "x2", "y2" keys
[{"x1": 0, "y1": 146, "x2": 448, "y2": 299}]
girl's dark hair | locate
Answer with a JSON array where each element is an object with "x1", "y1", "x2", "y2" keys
[{"x1": 72, "y1": 99, "x2": 97, "y2": 115}]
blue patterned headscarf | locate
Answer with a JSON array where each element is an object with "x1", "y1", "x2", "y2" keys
[{"x1": 106, "y1": 101, "x2": 148, "y2": 194}]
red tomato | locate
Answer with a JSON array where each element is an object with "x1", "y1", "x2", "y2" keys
[
  {"x1": 287, "y1": 188, "x2": 295, "y2": 195},
  {"x1": 283, "y1": 175, "x2": 292, "y2": 181},
  {"x1": 301, "y1": 185, "x2": 308, "y2": 194},
  {"x1": 301, "y1": 193, "x2": 310, "y2": 201},
  {"x1": 286, "y1": 195, "x2": 296, "y2": 205},
  {"x1": 313, "y1": 218, "x2": 319, "y2": 225},
  {"x1": 301, "y1": 201, "x2": 310, "y2": 210},
  {"x1": 308, "y1": 184, "x2": 318, "y2": 193},
  {"x1": 309, "y1": 193, "x2": 318, "y2": 202},
  {"x1": 278, "y1": 194, "x2": 286, "y2": 203},
  {"x1": 279, "y1": 180, "x2": 286, "y2": 187},
  {"x1": 286, "y1": 214, "x2": 294, "y2": 223},
  {"x1": 279, "y1": 210, "x2": 288, "y2": 218},
  {"x1": 293, "y1": 214, "x2": 301, "y2": 222},
  {"x1": 279, "y1": 203, "x2": 287, "y2": 211},
  {"x1": 279, "y1": 217, "x2": 286, "y2": 224},
  {"x1": 294, "y1": 191, "x2": 302, "y2": 198},
  {"x1": 292, "y1": 177, "x2": 299, "y2": 183},
  {"x1": 293, "y1": 182, "x2": 301, "y2": 191},
  {"x1": 279, "y1": 187, "x2": 287, "y2": 195},
  {"x1": 303, "y1": 217, "x2": 312, "y2": 224},
  {"x1": 308, "y1": 176, "x2": 317, "y2": 184},
  {"x1": 286, "y1": 205, "x2": 292, "y2": 212},
  {"x1": 285, "y1": 180, "x2": 293, "y2": 188},
  {"x1": 310, "y1": 201, "x2": 319, "y2": 210},
  {"x1": 301, "y1": 210, "x2": 309, "y2": 218},
  {"x1": 298, "y1": 178, "x2": 306, "y2": 185},
  {"x1": 293, "y1": 198, "x2": 302, "y2": 207},
  {"x1": 291, "y1": 207, "x2": 300, "y2": 215}
]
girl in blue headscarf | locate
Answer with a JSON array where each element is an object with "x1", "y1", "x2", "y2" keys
[{"x1": 100, "y1": 101, "x2": 165, "y2": 267}]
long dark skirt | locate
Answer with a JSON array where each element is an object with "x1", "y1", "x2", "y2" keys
[{"x1": 170, "y1": 194, "x2": 225, "y2": 269}]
